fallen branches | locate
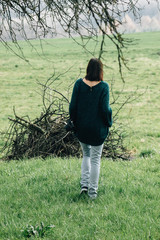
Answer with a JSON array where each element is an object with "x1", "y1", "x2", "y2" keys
[
  {"x1": 2, "y1": 108, "x2": 131, "y2": 160},
  {"x1": 1, "y1": 75, "x2": 133, "y2": 161},
  {"x1": 2, "y1": 110, "x2": 80, "y2": 160}
]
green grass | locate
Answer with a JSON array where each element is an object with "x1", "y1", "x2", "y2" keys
[
  {"x1": 0, "y1": 156, "x2": 160, "y2": 239},
  {"x1": 0, "y1": 32, "x2": 160, "y2": 239}
]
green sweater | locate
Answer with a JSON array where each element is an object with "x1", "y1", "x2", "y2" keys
[{"x1": 69, "y1": 78, "x2": 112, "y2": 146}]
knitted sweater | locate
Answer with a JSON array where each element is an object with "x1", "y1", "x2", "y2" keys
[{"x1": 69, "y1": 78, "x2": 112, "y2": 145}]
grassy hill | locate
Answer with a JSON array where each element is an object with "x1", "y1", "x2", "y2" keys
[{"x1": 0, "y1": 32, "x2": 160, "y2": 239}]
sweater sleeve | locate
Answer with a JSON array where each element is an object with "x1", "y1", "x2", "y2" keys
[
  {"x1": 101, "y1": 85, "x2": 112, "y2": 127},
  {"x1": 69, "y1": 81, "x2": 79, "y2": 123}
]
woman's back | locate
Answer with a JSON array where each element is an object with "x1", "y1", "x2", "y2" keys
[{"x1": 69, "y1": 78, "x2": 112, "y2": 145}]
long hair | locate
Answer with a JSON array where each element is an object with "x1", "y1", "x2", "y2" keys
[{"x1": 85, "y1": 58, "x2": 103, "y2": 82}]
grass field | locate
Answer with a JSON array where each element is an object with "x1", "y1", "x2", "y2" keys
[
  {"x1": 0, "y1": 156, "x2": 160, "y2": 239},
  {"x1": 0, "y1": 32, "x2": 160, "y2": 239}
]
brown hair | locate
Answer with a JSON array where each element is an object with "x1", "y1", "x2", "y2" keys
[{"x1": 85, "y1": 58, "x2": 103, "y2": 82}]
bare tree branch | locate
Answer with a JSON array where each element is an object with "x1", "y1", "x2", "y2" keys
[{"x1": 1, "y1": 0, "x2": 158, "y2": 76}]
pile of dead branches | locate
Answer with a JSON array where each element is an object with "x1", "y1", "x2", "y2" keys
[
  {"x1": 2, "y1": 110, "x2": 130, "y2": 160},
  {"x1": 1, "y1": 76, "x2": 132, "y2": 161},
  {"x1": 1, "y1": 110, "x2": 130, "y2": 160},
  {"x1": 2, "y1": 110, "x2": 80, "y2": 160}
]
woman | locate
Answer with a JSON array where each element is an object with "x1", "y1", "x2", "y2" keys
[{"x1": 69, "y1": 58, "x2": 112, "y2": 199}]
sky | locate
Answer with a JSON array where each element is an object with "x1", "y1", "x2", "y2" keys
[
  {"x1": 0, "y1": 0, "x2": 159, "y2": 41},
  {"x1": 120, "y1": 0, "x2": 160, "y2": 33}
]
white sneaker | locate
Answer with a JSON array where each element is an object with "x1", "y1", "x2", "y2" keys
[{"x1": 80, "y1": 187, "x2": 88, "y2": 195}]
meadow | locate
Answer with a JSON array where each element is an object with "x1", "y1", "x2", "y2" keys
[{"x1": 0, "y1": 32, "x2": 160, "y2": 239}]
